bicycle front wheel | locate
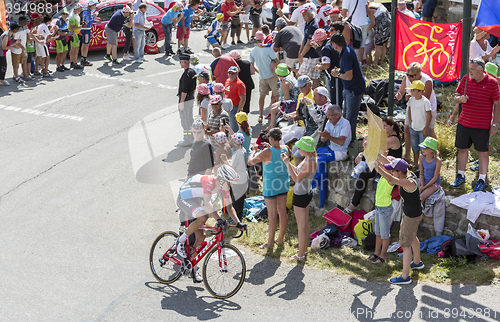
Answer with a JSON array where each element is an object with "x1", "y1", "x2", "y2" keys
[
  {"x1": 149, "y1": 231, "x2": 182, "y2": 284},
  {"x1": 202, "y1": 243, "x2": 246, "y2": 299}
]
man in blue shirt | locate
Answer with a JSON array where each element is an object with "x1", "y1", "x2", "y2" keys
[
  {"x1": 312, "y1": 104, "x2": 351, "y2": 207},
  {"x1": 105, "y1": 6, "x2": 133, "y2": 64},
  {"x1": 80, "y1": 0, "x2": 98, "y2": 66},
  {"x1": 162, "y1": 2, "x2": 184, "y2": 56},
  {"x1": 298, "y1": 4, "x2": 320, "y2": 88},
  {"x1": 330, "y1": 33, "x2": 365, "y2": 141},
  {"x1": 177, "y1": 0, "x2": 201, "y2": 55}
]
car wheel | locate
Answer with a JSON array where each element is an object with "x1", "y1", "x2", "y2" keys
[{"x1": 145, "y1": 30, "x2": 158, "y2": 45}]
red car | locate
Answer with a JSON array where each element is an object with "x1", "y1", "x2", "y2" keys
[{"x1": 49, "y1": 0, "x2": 165, "y2": 53}]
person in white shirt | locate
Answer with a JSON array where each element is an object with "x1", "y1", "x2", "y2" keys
[
  {"x1": 12, "y1": 16, "x2": 31, "y2": 83},
  {"x1": 406, "y1": 80, "x2": 431, "y2": 168},
  {"x1": 316, "y1": 0, "x2": 333, "y2": 29},
  {"x1": 342, "y1": 0, "x2": 374, "y2": 63},
  {"x1": 35, "y1": 16, "x2": 55, "y2": 77},
  {"x1": 277, "y1": 0, "x2": 307, "y2": 34},
  {"x1": 470, "y1": 27, "x2": 500, "y2": 62}
]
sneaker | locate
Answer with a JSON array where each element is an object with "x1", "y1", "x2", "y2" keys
[
  {"x1": 390, "y1": 275, "x2": 412, "y2": 285},
  {"x1": 191, "y1": 266, "x2": 203, "y2": 283},
  {"x1": 231, "y1": 41, "x2": 236, "y2": 45},
  {"x1": 112, "y1": 59, "x2": 121, "y2": 65},
  {"x1": 258, "y1": 116, "x2": 263, "y2": 123},
  {"x1": 0, "y1": 80, "x2": 10, "y2": 86},
  {"x1": 177, "y1": 48, "x2": 183, "y2": 55},
  {"x1": 451, "y1": 174, "x2": 465, "y2": 188},
  {"x1": 184, "y1": 47, "x2": 194, "y2": 54},
  {"x1": 470, "y1": 165, "x2": 479, "y2": 171},
  {"x1": 237, "y1": 40, "x2": 244, "y2": 44},
  {"x1": 70, "y1": 62, "x2": 75, "y2": 69},
  {"x1": 175, "y1": 238, "x2": 187, "y2": 258},
  {"x1": 123, "y1": 54, "x2": 132, "y2": 61},
  {"x1": 62, "y1": 65, "x2": 70, "y2": 71},
  {"x1": 142, "y1": 57, "x2": 148, "y2": 62},
  {"x1": 56, "y1": 66, "x2": 65, "y2": 72},
  {"x1": 42, "y1": 73, "x2": 52, "y2": 78},
  {"x1": 23, "y1": 75, "x2": 35, "y2": 81},
  {"x1": 104, "y1": 54, "x2": 112, "y2": 61},
  {"x1": 311, "y1": 187, "x2": 320, "y2": 195},
  {"x1": 165, "y1": 52, "x2": 171, "y2": 57},
  {"x1": 33, "y1": 71, "x2": 42, "y2": 76},
  {"x1": 14, "y1": 77, "x2": 25, "y2": 83},
  {"x1": 135, "y1": 59, "x2": 143, "y2": 63},
  {"x1": 73, "y1": 63, "x2": 84, "y2": 69},
  {"x1": 206, "y1": 41, "x2": 211, "y2": 50},
  {"x1": 410, "y1": 261, "x2": 425, "y2": 270},
  {"x1": 81, "y1": 60, "x2": 93, "y2": 66},
  {"x1": 168, "y1": 49, "x2": 176, "y2": 56},
  {"x1": 473, "y1": 179, "x2": 486, "y2": 192}
]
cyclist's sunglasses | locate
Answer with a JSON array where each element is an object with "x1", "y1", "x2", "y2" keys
[{"x1": 470, "y1": 59, "x2": 485, "y2": 68}]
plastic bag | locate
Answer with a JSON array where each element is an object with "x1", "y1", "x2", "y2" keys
[{"x1": 467, "y1": 223, "x2": 490, "y2": 243}]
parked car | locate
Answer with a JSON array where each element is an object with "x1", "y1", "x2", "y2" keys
[
  {"x1": 260, "y1": 1, "x2": 289, "y2": 26},
  {"x1": 49, "y1": 0, "x2": 166, "y2": 53}
]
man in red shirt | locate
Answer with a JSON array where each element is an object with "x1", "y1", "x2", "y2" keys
[
  {"x1": 220, "y1": 0, "x2": 242, "y2": 49},
  {"x1": 210, "y1": 47, "x2": 238, "y2": 84},
  {"x1": 225, "y1": 66, "x2": 246, "y2": 132},
  {"x1": 453, "y1": 59, "x2": 500, "y2": 191}
]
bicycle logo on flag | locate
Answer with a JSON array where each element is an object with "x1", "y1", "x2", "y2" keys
[{"x1": 402, "y1": 23, "x2": 452, "y2": 79}]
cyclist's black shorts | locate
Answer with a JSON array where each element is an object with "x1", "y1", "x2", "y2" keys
[{"x1": 176, "y1": 195, "x2": 206, "y2": 222}]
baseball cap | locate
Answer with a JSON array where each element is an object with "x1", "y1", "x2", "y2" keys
[
  {"x1": 384, "y1": 158, "x2": 409, "y2": 172},
  {"x1": 196, "y1": 70, "x2": 209, "y2": 79},
  {"x1": 295, "y1": 136, "x2": 316, "y2": 153},
  {"x1": 485, "y1": 62, "x2": 498, "y2": 77},
  {"x1": 216, "y1": 13, "x2": 224, "y2": 20},
  {"x1": 297, "y1": 75, "x2": 312, "y2": 87},
  {"x1": 419, "y1": 137, "x2": 438, "y2": 151},
  {"x1": 31, "y1": 12, "x2": 40, "y2": 19},
  {"x1": 74, "y1": 3, "x2": 82, "y2": 9},
  {"x1": 213, "y1": 132, "x2": 228, "y2": 144},
  {"x1": 122, "y1": 5, "x2": 132, "y2": 13},
  {"x1": 228, "y1": 66, "x2": 239, "y2": 73},
  {"x1": 231, "y1": 133, "x2": 245, "y2": 145},
  {"x1": 190, "y1": 54, "x2": 199, "y2": 64},
  {"x1": 62, "y1": 8, "x2": 69, "y2": 14},
  {"x1": 228, "y1": 50, "x2": 240, "y2": 60},
  {"x1": 210, "y1": 95, "x2": 223, "y2": 104},
  {"x1": 406, "y1": 80, "x2": 425, "y2": 91},
  {"x1": 235, "y1": 111, "x2": 248, "y2": 123},
  {"x1": 192, "y1": 118, "x2": 205, "y2": 130},
  {"x1": 275, "y1": 63, "x2": 290, "y2": 77},
  {"x1": 315, "y1": 86, "x2": 329, "y2": 99},
  {"x1": 328, "y1": 8, "x2": 340, "y2": 15},
  {"x1": 255, "y1": 31, "x2": 264, "y2": 41},
  {"x1": 197, "y1": 84, "x2": 210, "y2": 95},
  {"x1": 213, "y1": 83, "x2": 225, "y2": 92},
  {"x1": 312, "y1": 28, "x2": 327, "y2": 42},
  {"x1": 88, "y1": 0, "x2": 98, "y2": 6},
  {"x1": 276, "y1": 17, "x2": 286, "y2": 29},
  {"x1": 300, "y1": 3, "x2": 315, "y2": 13}
]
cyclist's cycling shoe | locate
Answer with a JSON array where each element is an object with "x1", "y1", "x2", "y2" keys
[
  {"x1": 175, "y1": 238, "x2": 187, "y2": 258},
  {"x1": 191, "y1": 267, "x2": 203, "y2": 283}
]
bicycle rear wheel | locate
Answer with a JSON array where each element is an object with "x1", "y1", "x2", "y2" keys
[
  {"x1": 149, "y1": 231, "x2": 182, "y2": 284},
  {"x1": 202, "y1": 243, "x2": 246, "y2": 299}
]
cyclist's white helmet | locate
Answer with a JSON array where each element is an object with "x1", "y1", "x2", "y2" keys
[{"x1": 217, "y1": 164, "x2": 240, "y2": 182}]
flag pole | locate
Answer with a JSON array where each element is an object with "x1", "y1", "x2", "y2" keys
[
  {"x1": 387, "y1": 0, "x2": 397, "y2": 117},
  {"x1": 459, "y1": 0, "x2": 472, "y2": 115}
]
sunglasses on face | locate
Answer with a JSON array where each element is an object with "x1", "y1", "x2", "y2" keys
[
  {"x1": 407, "y1": 74, "x2": 416, "y2": 78},
  {"x1": 193, "y1": 130, "x2": 203, "y2": 134}
]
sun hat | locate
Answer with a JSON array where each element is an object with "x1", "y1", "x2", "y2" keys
[
  {"x1": 190, "y1": 54, "x2": 199, "y2": 64},
  {"x1": 300, "y1": 3, "x2": 315, "y2": 13},
  {"x1": 210, "y1": 95, "x2": 223, "y2": 104},
  {"x1": 216, "y1": 13, "x2": 224, "y2": 20},
  {"x1": 474, "y1": 27, "x2": 487, "y2": 40},
  {"x1": 276, "y1": 17, "x2": 286, "y2": 29},
  {"x1": 406, "y1": 80, "x2": 425, "y2": 91},
  {"x1": 213, "y1": 83, "x2": 225, "y2": 92},
  {"x1": 213, "y1": 132, "x2": 228, "y2": 144},
  {"x1": 312, "y1": 28, "x2": 327, "y2": 42},
  {"x1": 228, "y1": 66, "x2": 239, "y2": 73},
  {"x1": 275, "y1": 63, "x2": 290, "y2": 77},
  {"x1": 297, "y1": 75, "x2": 312, "y2": 87},
  {"x1": 384, "y1": 158, "x2": 409, "y2": 172},
  {"x1": 231, "y1": 133, "x2": 245, "y2": 145},
  {"x1": 419, "y1": 137, "x2": 438, "y2": 151},
  {"x1": 235, "y1": 111, "x2": 248, "y2": 123},
  {"x1": 255, "y1": 31, "x2": 265, "y2": 41},
  {"x1": 228, "y1": 50, "x2": 240, "y2": 60},
  {"x1": 197, "y1": 84, "x2": 210, "y2": 95},
  {"x1": 485, "y1": 62, "x2": 498, "y2": 77},
  {"x1": 295, "y1": 136, "x2": 316, "y2": 153},
  {"x1": 62, "y1": 8, "x2": 69, "y2": 14}
]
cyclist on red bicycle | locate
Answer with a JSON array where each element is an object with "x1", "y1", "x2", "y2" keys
[{"x1": 175, "y1": 164, "x2": 245, "y2": 263}]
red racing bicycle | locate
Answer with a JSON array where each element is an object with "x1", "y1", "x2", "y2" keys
[{"x1": 149, "y1": 220, "x2": 247, "y2": 299}]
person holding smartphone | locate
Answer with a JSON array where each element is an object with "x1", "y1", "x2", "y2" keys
[{"x1": 205, "y1": 95, "x2": 230, "y2": 149}]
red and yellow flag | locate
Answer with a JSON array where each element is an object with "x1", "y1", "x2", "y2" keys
[
  {"x1": 394, "y1": 12, "x2": 462, "y2": 82},
  {"x1": 0, "y1": 0, "x2": 7, "y2": 31}
]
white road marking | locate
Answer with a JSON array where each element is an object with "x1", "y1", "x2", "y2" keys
[
  {"x1": 0, "y1": 104, "x2": 84, "y2": 121},
  {"x1": 34, "y1": 85, "x2": 116, "y2": 108},
  {"x1": 85, "y1": 73, "x2": 178, "y2": 90}
]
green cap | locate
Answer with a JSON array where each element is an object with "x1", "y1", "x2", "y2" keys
[
  {"x1": 275, "y1": 63, "x2": 290, "y2": 77},
  {"x1": 295, "y1": 136, "x2": 316, "y2": 153},
  {"x1": 62, "y1": 8, "x2": 69, "y2": 14},
  {"x1": 419, "y1": 136, "x2": 438, "y2": 151},
  {"x1": 485, "y1": 62, "x2": 498, "y2": 78}
]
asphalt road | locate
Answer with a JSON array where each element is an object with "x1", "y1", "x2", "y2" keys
[{"x1": 1, "y1": 30, "x2": 500, "y2": 322}]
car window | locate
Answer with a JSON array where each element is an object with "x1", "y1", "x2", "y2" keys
[
  {"x1": 99, "y1": 5, "x2": 122, "y2": 22},
  {"x1": 146, "y1": 4, "x2": 161, "y2": 17}
]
